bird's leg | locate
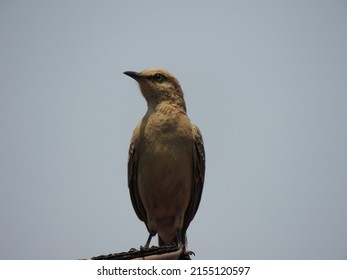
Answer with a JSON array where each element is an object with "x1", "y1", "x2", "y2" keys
[
  {"x1": 176, "y1": 230, "x2": 184, "y2": 249},
  {"x1": 176, "y1": 230, "x2": 195, "y2": 257},
  {"x1": 144, "y1": 230, "x2": 156, "y2": 249}
]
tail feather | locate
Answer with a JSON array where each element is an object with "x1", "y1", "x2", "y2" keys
[{"x1": 158, "y1": 233, "x2": 187, "y2": 247}]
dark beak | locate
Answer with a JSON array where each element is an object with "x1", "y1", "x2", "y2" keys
[{"x1": 123, "y1": 71, "x2": 143, "y2": 80}]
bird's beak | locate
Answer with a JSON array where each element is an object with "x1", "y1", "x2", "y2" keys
[{"x1": 123, "y1": 71, "x2": 143, "y2": 81}]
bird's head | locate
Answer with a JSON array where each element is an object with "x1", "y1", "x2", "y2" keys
[{"x1": 124, "y1": 68, "x2": 186, "y2": 111}]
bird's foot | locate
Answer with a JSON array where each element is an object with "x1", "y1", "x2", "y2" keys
[
  {"x1": 177, "y1": 242, "x2": 195, "y2": 257},
  {"x1": 141, "y1": 230, "x2": 156, "y2": 250},
  {"x1": 184, "y1": 249, "x2": 195, "y2": 256}
]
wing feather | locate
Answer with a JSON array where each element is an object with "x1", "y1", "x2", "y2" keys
[
  {"x1": 183, "y1": 125, "x2": 205, "y2": 233},
  {"x1": 128, "y1": 135, "x2": 148, "y2": 228}
]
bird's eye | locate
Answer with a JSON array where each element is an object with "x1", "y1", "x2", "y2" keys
[{"x1": 155, "y1": 74, "x2": 163, "y2": 82}]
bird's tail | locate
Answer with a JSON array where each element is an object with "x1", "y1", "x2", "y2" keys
[{"x1": 158, "y1": 233, "x2": 187, "y2": 248}]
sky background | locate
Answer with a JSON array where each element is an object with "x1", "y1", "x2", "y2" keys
[{"x1": 1, "y1": 0, "x2": 347, "y2": 260}]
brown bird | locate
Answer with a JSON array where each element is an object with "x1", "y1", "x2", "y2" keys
[{"x1": 124, "y1": 68, "x2": 205, "y2": 250}]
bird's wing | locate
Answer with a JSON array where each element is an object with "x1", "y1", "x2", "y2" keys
[
  {"x1": 183, "y1": 124, "x2": 205, "y2": 232},
  {"x1": 128, "y1": 134, "x2": 148, "y2": 227}
]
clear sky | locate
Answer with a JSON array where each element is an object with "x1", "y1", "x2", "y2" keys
[{"x1": 1, "y1": 0, "x2": 347, "y2": 260}]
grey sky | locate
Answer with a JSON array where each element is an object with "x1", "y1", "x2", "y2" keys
[{"x1": 1, "y1": 0, "x2": 347, "y2": 259}]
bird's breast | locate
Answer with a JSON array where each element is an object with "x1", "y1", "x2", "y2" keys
[
  {"x1": 136, "y1": 110, "x2": 194, "y2": 219},
  {"x1": 142, "y1": 109, "x2": 193, "y2": 145}
]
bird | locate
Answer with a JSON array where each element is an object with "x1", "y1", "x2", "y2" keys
[{"x1": 124, "y1": 68, "x2": 205, "y2": 250}]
